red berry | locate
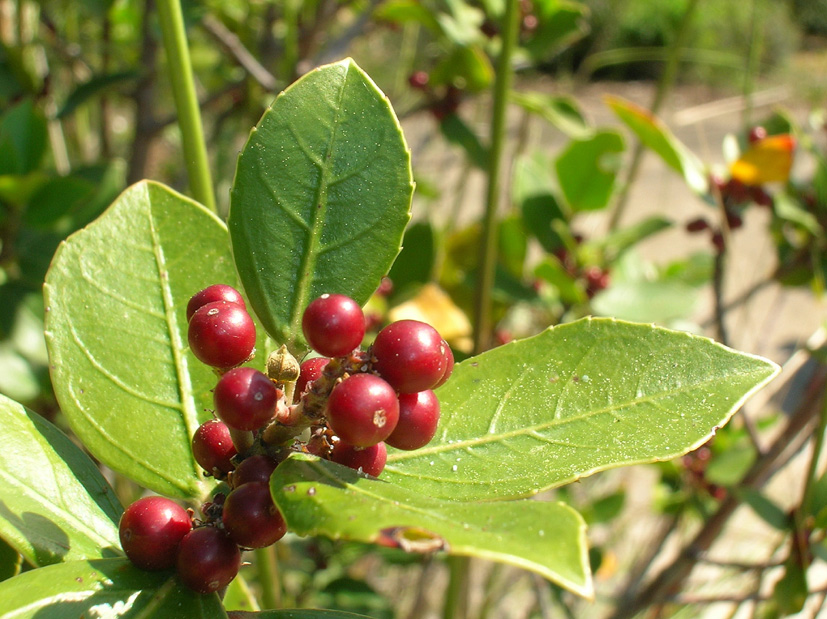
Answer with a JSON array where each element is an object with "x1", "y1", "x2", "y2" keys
[
  {"x1": 294, "y1": 357, "x2": 330, "y2": 402},
  {"x1": 214, "y1": 367, "x2": 278, "y2": 431},
  {"x1": 330, "y1": 441, "x2": 387, "y2": 477},
  {"x1": 326, "y1": 373, "x2": 399, "y2": 447},
  {"x1": 192, "y1": 419, "x2": 237, "y2": 476},
  {"x1": 434, "y1": 340, "x2": 454, "y2": 389},
  {"x1": 408, "y1": 71, "x2": 429, "y2": 90},
  {"x1": 748, "y1": 125, "x2": 767, "y2": 144},
  {"x1": 187, "y1": 285, "x2": 246, "y2": 321},
  {"x1": 302, "y1": 294, "x2": 366, "y2": 357},
  {"x1": 222, "y1": 482, "x2": 287, "y2": 549},
  {"x1": 188, "y1": 301, "x2": 256, "y2": 369},
  {"x1": 685, "y1": 217, "x2": 709, "y2": 233},
  {"x1": 119, "y1": 497, "x2": 192, "y2": 571},
  {"x1": 231, "y1": 455, "x2": 278, "y2": 488},
  {"x1": 371, "y1": 320, "x2": 448, "y2": 393},
  {"x1": 176, "y1": 526, "x2": 241, "y2": 594},
  {"x1": 386, "y1": 390, "x2": 440, "y2": 451}
]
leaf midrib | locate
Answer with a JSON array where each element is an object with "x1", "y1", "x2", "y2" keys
[
  {"x1": 286, "y1": 62, "x2": 352, "y2": 350},
  {"x1": 146, "y1": 185, "x2": 204, "y2": 488},
  {"x1": 388, "y1": 366, "x2": 769, "y2": 462}
]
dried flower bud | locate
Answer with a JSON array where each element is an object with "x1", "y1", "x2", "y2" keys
[{"x1": 267, "y1": 345, "x2": 300, "y2": 383}]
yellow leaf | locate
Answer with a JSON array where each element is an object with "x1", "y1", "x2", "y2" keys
[
  {"x1": 388, "y1": 283, "x2": 472, "y2": 352},
  {"x1": 730, "y1": 134, "x2": 795, "y2": 185}
]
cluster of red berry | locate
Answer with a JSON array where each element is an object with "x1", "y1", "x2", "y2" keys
[
  {"x1": 685, "y1": 126, "x2": 776, "y2": 252},
  {"x1": 117, "y1": 285, "x2": 453, "y2": 594}
]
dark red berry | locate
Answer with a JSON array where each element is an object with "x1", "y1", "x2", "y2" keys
[
  {"x1": 231, "y1": 455, "x2": 278, "y2": 488},
  {"x1": 192, "y1": 419, "x2": 237, "y2": 476},
  {"x1": 725, "y1": 209, "x2": 743, "y2": 230},
  {"x1": 584, "y1": 266, "x2": 610, "y2": 297},
  {"x1": 330, "y1": 441, "x2": 387, "y2": 477},
  {"x1": 119, "y1": 496, "x2": 192, "y2": 571},
  {"x1": 176, "y1": 526, "x2": 241, "y2": 594},
  {"x1": 371, "y1": 320, "x2": 448, "y2": 393},
  {"x1": 685, "y1": 217, "x2": 709, "y2": 233},
  {"x1": 302, "y1": 294, "x2": 365, "y2": 357},
  {"x1": 187, "y1": 285, "x2": 246, "y2": 321},
  {"x1": 748, "y1": 125, "x2": 767, "y2": 144},
  {"x1": 723, "y1": 178, "x2": 750, "y2": 204},
  {"x1": 222, "y1": 482, "x2": 287, "y2": 549},
  {"x1": 386, "y1": 390, "x2": 440, "y2": 451},
  {"x1": 711, "y1": 231, "x2": 726, "y2": 253},
  {"x1": 294, "y1": 357, "x2": 330, "y2": 402},
  {"x1": 214, "y1": 367, "x2": 277, "y2": 431},
  {"x1": 408, "y1": 71, "x2": 429, "y2": 90},
  {"x1": 188, "y1": 301, "x2": 256, "y2": 369},
  {"x1": 326, "y1": 373, "x2": 399, "y2": 447},
  {"x1": 751, "y1": 187, "x2": 773, "y2": 207},
  {"x1": 434, "y1": 340, "x2": 454, "y2": 389}
]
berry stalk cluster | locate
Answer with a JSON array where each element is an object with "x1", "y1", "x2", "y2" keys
[{"x1": 118, "y1": 285, "x2": 453, "y2": 594}]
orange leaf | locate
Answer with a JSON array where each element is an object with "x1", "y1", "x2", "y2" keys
[{"x1": 729, "y1": 134, "x2": 795, "y2": 185}]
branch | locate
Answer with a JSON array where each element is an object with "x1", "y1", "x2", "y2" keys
[
  {"x1": 610, "y1": 365, "x2": 827, "y2": 618},
  {"x1": 200, "y1": 14, "x2": 277, "y2": 91}
]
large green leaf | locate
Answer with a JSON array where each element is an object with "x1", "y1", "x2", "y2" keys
[
  {"x1": 0, "y1": 558, "x2": 227, "y2": 618},
  {"x1": 272, "y1": 454, "x2": 591, "y2": 598},
  {"x1": 606, "y1": 96, "x2": 708, "y2": 195},
  {"x1": 44, "y1": 181, "x2": 251, "y2": 499},
  {"x1": 555, "y1": 130, "x2": 624, "y2": 212},
  {"x1": 0, "y1": 394, "x2": 122, "y2": 566},
  {"x1": 384, "y1": 318, "x2": 779, "y2": 501},
  {"x1": 229, "y1": 59, "x2": 413, "y2": 350}
]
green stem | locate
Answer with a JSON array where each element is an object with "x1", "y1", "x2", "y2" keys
[
  {"x1": 607, "y1": 0, "x2": 700, "y2": 231},
  {"x1": 472, "y1": 0, "x2": 520, "y2": 355},
  {"x1": 156, "y1": 0, "x2": 216, "y2": 213},
  {"x1": 255, "y1": 545, "x2": 281, "y2": 609},
  {"x1": 443, "y1": 555, "x2": 470, "y2": 619}
]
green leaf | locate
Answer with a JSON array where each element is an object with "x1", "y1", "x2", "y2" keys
[
  {"x1": 229, "y1": 59, "x2": 413, "y2": 349},
  {"x1": 272, "y1": 454, "x2": 592, "y2": 598},
  {"x1": 590, "y1": 280, "x2": 700, "y2": 324},
  {"x1": 0, "y1": 99, "x2": 47, "y2": 176},
  {"x1": 510, "y1": 92, "x2": 591, "y2": 139},
  {"x1": 223, "y1": 573, "x2": 260, "y2": 612},
  {"x1": 773, "y1": 559, "x2": 808, "y2": 615},
  {"x1": 439, "y1": 114, "x2": 488, "y2": 169},
  {"x1": 431, "y1": 45, "x2": 493, "y2": 93},
  {"x1": 606, "y1": 96, "x2": 708, "y2": 195},
  {"x1": 591, "y1": 215, "x2": 672, "y2": 262},
  {"x1": 44, "y1": 181, "x2": 247, "y2": 499},
  {"x1": 57, "y1": 70, "x2": 139, "y2": 119},
  {"x1": 387, "y1": 221, "x2": 436, "y2": 297},
  {"x1": 373, "y1": 0, "x2": 443, "y2": 33},
  {"x1": 524, "y1": 0, "x2": 590, "y2": 60},
  {"x1": 513, "y1": 151, "x2": 569, "y2": 253},
  {"x1": 0, "y1": 394, "x2": 122, "y2": 566},
  {"x1": 384, "y1": 318, "x2": 779, "y2": 501},
  {"x1": 736, "y1": 488, "x2": 789, "y2": 531},
  {"x1": 0, "y1": 558, "x2": 227, "y2": 618},
  {"x1": 555, "y1": 130, "x2": 624, "y2": 212}
]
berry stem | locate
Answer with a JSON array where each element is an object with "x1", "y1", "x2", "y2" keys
[
  {"x1": 155, "y1": 0, "x2": 216, "y2": 213},
  {"x1": 261, "y1": 351, "x2": 369, "y2": 446},
  {"x1": 228, "y1": 427, "x2": 255, "y2": 454}
]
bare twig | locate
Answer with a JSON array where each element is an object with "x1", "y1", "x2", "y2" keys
[
  {"x1": 200, "y1": 14, "x2": 277, "y2": 91},
  {"x1": 609, "y1": 366, "x2": 827, "y2": 619}
]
